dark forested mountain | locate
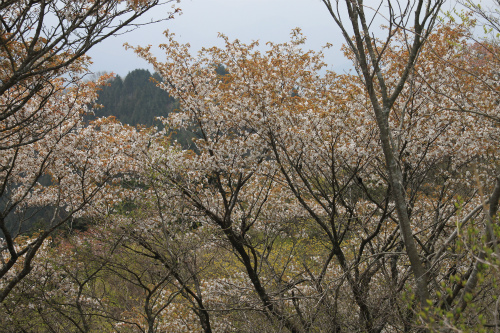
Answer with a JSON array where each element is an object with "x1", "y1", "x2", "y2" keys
[
  {"x1": 93, "y1": 69, "x2": 179, "y2": 127},
  {"x1": 93, "y1": 69, "x2": 196, "y2": 148}
]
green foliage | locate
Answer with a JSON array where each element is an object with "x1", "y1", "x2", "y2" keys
[{"x1": 421, "y1": 215, "x2": 500, "y2": 333}]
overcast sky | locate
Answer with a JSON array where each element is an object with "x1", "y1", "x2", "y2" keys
[
  {"x1": 87, "y1": 0, "x2": 353, "y2": 76},
  {"x1": 87, "y1": 0, "x2": 462, "y2": 77}
]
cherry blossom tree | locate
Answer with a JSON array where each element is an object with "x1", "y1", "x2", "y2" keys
[
  {"x1": 0, "y1": 231, "x2": 118, "y2": 332},
  {"x1": 127, "y1": 18, "x2": 500, "y2": 331},
  {"x1": 319, "y1": 0, "x2": 448, "y2": 308},
  {"x1": 102, "y1": 207, "x2": 216, "y2": 333},
  {"x1": 0, "y1": 0, "x2": 179, "y2": 303}
]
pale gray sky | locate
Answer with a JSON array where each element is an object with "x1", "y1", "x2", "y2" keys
[
  {"x1": 87, "y1": 0, "x2": 462, "y2": 77},
  {"x1": 87, "y1": 0, "x2": 351, "y2": 76}
]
